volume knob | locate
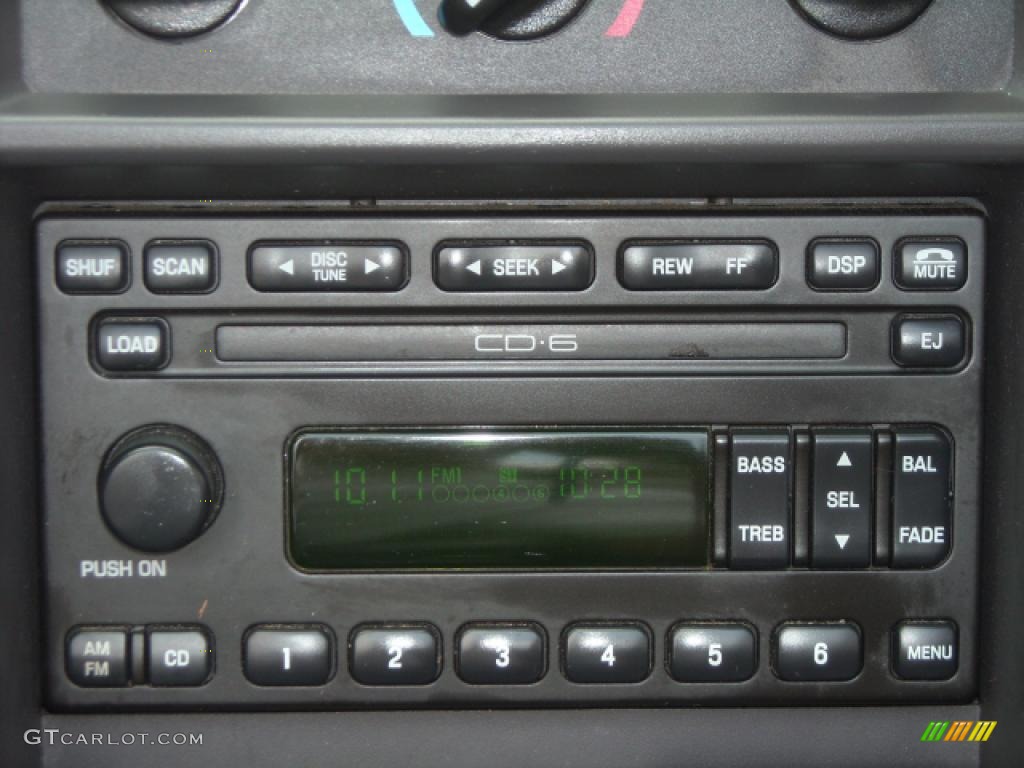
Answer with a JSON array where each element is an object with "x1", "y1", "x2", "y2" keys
[{"x1": 99, "y1": 426, "x2": 223, "y2": 553}]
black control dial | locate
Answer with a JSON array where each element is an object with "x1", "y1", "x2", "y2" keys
[
  {"x1": 790, "y1": 0, "x2": 933, "y2": 41},
  {"x1": 439, "y1": 0, "x2": 590, "y2": 41},
  {"x1": 99, "y1": 425, "x2": 223, "y2": 553},
  {"x1": 103, "y1": 0, "x2": 245, "y2": 40}
]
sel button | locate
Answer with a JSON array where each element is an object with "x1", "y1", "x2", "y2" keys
[
  {"x1": 95, "y1": 320, "x2": 169, "y2": 372},
  {"x1": 148, "y1": 629, "x2": 212, "y2": 686},
  {"x1": 811, "y1": 432, "x2": 873, "y2": 568},
  {"x1": 66, "y1": 628, "x2": 130, "y2": 687}
]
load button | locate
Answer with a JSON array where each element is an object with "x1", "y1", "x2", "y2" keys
[{"x1": 95, "y1": 319, "x2": 169, "y2": 372}]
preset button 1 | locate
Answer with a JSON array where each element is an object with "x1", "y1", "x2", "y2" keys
[{"x1": 244, "y1": 627, "x2": 333, "y2": 686}]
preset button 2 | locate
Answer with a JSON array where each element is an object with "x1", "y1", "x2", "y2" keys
[{"x1": 350, "y1": 625, "x2": 441, "y2": 686}]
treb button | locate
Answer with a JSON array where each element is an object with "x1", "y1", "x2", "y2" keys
[
  {"x1": 729, "y1": 432, "x2": 792, "y2": 569},
  {"x1": 435, "y1": 243, "x2": 593, "y2": 291},
  {"x1": 619, "y1": 241, "x2": 777, "y2": 290}
]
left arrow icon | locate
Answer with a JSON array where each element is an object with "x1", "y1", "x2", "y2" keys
[
  {"x1": 278, "y1": 259, "x2": 295, "y2": 275},
  {"x1": 466, "y1": 260, "x2": 482, "y2": 276}
]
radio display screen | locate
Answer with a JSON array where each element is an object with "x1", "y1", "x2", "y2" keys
[{"x1": 288, "y1": 430, "x2": 709, "y2": 570}]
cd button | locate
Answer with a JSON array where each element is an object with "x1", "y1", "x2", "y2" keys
[
  {"x1": 249, "y1": 242, "x2": 408, "y2": 292},
  {"x1": 729, "y1": 432, "x2": 792, "y2": 569},
  {"x1": 457, "y1": 625, "x2": 546, "y2": 685},
  {"x1": 244, "y1": 627, "x2": 333, "y2": 686},
  {"x1": 774, "y1": 624, "x2": 862, "y2": 682},
  {"x1": 619, "y1": 241, "x2": 777, "y2": 290},
  {"x1": 563, "y1": 625, "x2": 651, "y2": 684},
  {"x1": 148, "y1": 629, "x2": 212, "y2": 686},
  {"x1": 669, "y1": 624, "x2": 757, "y2": 683},
  {"x1": 350, "y1": 625, "x2": 441, "y2": 686},
  {"x1": 66, "y1": 628, "x2": 130, "y2": 687},
  {"x1": 435, "y1": 243, "x2": 593, "y2": 291}
]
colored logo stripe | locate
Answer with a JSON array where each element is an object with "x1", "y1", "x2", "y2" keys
[
  {"x1": 922, "y1": 721, "x2": 997, "y2": 743},
  {"x1": 605, "y1": 0, "x2": 646, "y2": 38},
  {"x1": 393, "y1": 0, "x2": 435, "y2": 37}
]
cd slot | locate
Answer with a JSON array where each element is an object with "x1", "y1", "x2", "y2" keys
[{"x1": 215, "y1": 323, "x2": 847, "y2": 363}]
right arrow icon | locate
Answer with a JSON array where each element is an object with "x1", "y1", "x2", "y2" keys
[
  {"x1": 836, "y1": 451, "x2": 852, "y2": 468},
  {"x1": 835, "y1": 534, "x2": 850, "y2": 550}
]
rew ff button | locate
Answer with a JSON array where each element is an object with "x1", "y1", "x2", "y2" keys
[
  {"x1": 95, "y1": 319, "x2": 169, "y2": 372},
  {"x1": 619, "y1": 241, "x2": 778, "y2": 290}
]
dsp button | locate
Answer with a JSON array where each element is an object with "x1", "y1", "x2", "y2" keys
[
  {"x1": 774, "y1": 623, "x2": 862, "y2": 682},
  {"x1": 249, "y1": 242, "x2": 408, "y2": 292},
  {"x1": 893, "y1": 621, "x2": 958, "y2": 681},
  {"x1": 563, "y1": 625, "x2": 651, "y2": 684},
  {"x1": 807, "y1": 240, "x2": 879, "y2": 291},
  {"x1": 244, "y1": 626, "x2": 333, "y2": 686},
  {"x1": 435, "y1": 243, "x2": 593, "y2": 291},
  {"x1": 145, "y1": 241, "x2": 217, "y2": 293},
  {"x1": 811, "y1": 432, "x2": 872, "y2": 568},
  {"x1": 95, "y1": 319, "x2": 169, "y2": 372},
  {"x1": 892, "y1": 429, "x2": 952, "y2": 568},
  {"x1": 619, "y1": 241, "x2": 777, "y2": 290},
  {"x1": 148, "y1": 628, "x2": 212, "y2": 686},
  {"x1": 896, "y1": 240, "x2": 967, "y2": 290},
  {"x1": 729, "y1": 432, "x2": 792, "y2": 569},
  {"x1": 350, "y1": 625, "x2": 441, "y2": 686},
  {"x1": 457, "y1": 624, "x2": 546, "y2": 685},
  {"x1": 56, "y1": 242, "x2": 129, "y2": 294},
  {"x1": 66, "y1": 628, "x2": 130, "y2": 687},
  {"x1": 892, "y1": 316, "x2": 966, "y2": 368},
  {"x1": 669, "y1": 624, "x2": 757, "y2": 683}
]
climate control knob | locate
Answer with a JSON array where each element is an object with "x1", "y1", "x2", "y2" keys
[{"x1": 99, "y1": 426, "x2": 223, "y2": 553}]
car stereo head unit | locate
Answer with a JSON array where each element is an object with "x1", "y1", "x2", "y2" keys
[{"x1": 36, "y1": 208, "x2": 982, "y2": 710}]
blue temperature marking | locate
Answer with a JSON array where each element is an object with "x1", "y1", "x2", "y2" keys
[{"x1": 393, "y1": 0, "x2": 435, "y2": 38}]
